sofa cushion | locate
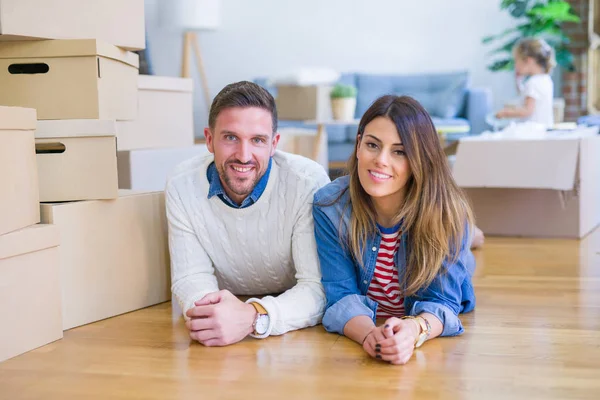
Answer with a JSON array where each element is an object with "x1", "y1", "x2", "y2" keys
[
  {"x1": 355, "y1": 72, "x2": 469, "y2": 119},
  {"x1": 430, "y1": 117, "x2": 470, "y2": 129},
  {"x1": 329, "y1": 142, "x2": 357, "y2": 162}
]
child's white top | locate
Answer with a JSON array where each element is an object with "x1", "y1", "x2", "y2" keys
[{"x1": 523, "y1": 74, "x2": 554, "y2": 128}]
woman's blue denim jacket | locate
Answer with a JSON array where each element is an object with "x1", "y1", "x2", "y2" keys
[{"x1": 312, "y1": 176, "x2": 476, "y2": 337}]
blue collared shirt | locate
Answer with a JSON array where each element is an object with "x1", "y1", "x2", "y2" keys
[
  {"x1": 207, "y1": 158, "x2": 272, "y2": 208},
  {"x1": 312, "y1": 175, "x2": 476, "y2": 337}
]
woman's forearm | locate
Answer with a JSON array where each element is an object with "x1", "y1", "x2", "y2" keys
[
  {"x1": 417, "y1": 312, "x2": 444, "y2": 342},
  {"x1": 343, "y1": 315, "x2": 376, "y2": 344}
]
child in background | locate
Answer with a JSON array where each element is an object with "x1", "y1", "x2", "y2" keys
[{"x1": 495, "y1": 37, "x2": 556, "y2": 128}]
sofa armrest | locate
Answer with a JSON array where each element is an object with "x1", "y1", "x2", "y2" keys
[{"x1": 466, "y1": 87, "x2": 493, "y2": 135}]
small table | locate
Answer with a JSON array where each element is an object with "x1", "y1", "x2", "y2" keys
[{"x1": 303, "y1": 119, "x2": 361, "y2": 162}]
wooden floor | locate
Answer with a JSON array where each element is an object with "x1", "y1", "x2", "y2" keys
[{"x1": 1, "y1": 229, "x2": 600, "y2": 400}]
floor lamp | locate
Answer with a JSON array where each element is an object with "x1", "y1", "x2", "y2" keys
[{"x1": 166, "y1": 0, "x2": 220, "y2": 113}]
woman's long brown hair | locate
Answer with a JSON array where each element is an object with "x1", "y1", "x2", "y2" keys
[{"x1": 345, "y1": 95, "x2": 474, "y2": 296}]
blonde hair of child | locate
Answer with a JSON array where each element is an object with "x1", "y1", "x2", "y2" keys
[{"x1": 513, "y1": 37, "x2": 557, "y2": 73}]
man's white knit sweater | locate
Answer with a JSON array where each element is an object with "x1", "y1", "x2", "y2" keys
[{"x1": 165, "y1": 150, "x2": 331, "y2": 336}]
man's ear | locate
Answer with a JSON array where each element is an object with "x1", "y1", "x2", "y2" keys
[
  {"x1": 270, "y1": 132, "x2": 281, "y2": 156},
  {"x1": 204, "y1": 127, "x2": 215, "y2": 154}
]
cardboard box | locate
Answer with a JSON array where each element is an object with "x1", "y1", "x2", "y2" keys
[
  {"x1": 35, "y1": 120, "x2": 119, "y2": 202},
  {"x1": 0, "y1": 106, "x2": 40, "y2": 236},
  {"x1": 0, "y1": 39, "x2": 139, "y2": 120},
  {"x1": 278, "y1": 127, "x2": 329, "y2": 171},
  {"x1": 0, "y1": 0, "x2": 145, "y2": 50},
  {"x1": 276, "y1": 85, "x2": 332, "y2": 120},
  {"x1": 40, "y1": 191, "x2": 171, "y2": 330},
  {"x1": 117, "y1": 145, "x2": 209, "y2": 191},
  {"x1": 453, "y1": 129, "x2": 600, "y2": 238},
  {"x1": 116, "y1": 75, "x2": 195, "y2": 151},
  {"x1": 0, "y1": 224, "x2": 62, "y2": 362}
]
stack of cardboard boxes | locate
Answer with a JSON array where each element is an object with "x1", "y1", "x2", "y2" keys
[
  {"x1": 0, "y1": 106, "x2": 62, "y2": 362},
  {"x1": 116, "y1": 74, "x2": 208, "y2": 191},
  {"x1": 0, "y1": 0, "x2": 197, "y2": 362}
]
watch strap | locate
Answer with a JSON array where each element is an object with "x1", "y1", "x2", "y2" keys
[
  {"x1": 402, "y1": 315, "x2": 431, "y2": 348},
  {"x1": 250, "y1": 301, "x2": 268, "y2": 315}
]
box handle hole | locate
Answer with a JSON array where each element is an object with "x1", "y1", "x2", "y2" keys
[
  {"x1": 8, "y1": 63, "x2": 50, "y2": 74},
  {"x1": 36, "y1": 142, "x2": 66, "y2": 154}
]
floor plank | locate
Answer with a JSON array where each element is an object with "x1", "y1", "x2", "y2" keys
[{"x1": 1, "y1": 228, "x2": 599, "y2": 399}]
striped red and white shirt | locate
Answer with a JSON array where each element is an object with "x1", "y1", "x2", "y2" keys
[{"x1": 366, "y1": 227, "x2": 405, "y2": 319}]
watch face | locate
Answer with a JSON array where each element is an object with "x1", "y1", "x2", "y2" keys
[{"x1": 255, "y1": 315, "x2": 269, "y2": 335}]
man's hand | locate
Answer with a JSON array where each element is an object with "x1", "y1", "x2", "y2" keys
[
  {"x1": 184, "y1": 290, "x2": 257, "y2": 347},
  {"x1": 375, "y1": 317, "x2": 420, "y2": 365}
]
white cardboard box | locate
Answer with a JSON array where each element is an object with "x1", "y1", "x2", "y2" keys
[
  {"x1": 0, "y1": 224, "x2": 62, "y2": 362},
  {"x1": 40, "y1": 191, "x2": 171, "y2": 330},
  {"x1": 117, "y1": 145, "x2": 209, "y2": 191},
  {"x1": 0, "y1": 106, "x2": 39, "y2": 236},
  {"x1": 276, "y1": 85, "x2": 332, "y2": 121},
  {"x1": 453, "y1": 128, "x2": 600, "y2": 238},
  {"x1": 0, "y1": 39, "x2": 139, "y2": 120},
  {"x1": 35, "y1": 120, "x2": 119, "y2": 202},
  {"x1": 116, "y1": 75, "x2": 195, "y2": 151},
  {"x1": 0, "y1": 0, "x2": 145, "y2": 51}
]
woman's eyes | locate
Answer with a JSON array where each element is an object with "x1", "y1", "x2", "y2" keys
[{"x1": 366, "y1": 142, "x2": 405, "y2": 156}]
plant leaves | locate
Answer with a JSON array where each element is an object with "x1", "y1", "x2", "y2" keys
[
  {"x1": 527, "y1": 1, "x2": 581, "y2": 22},
  {"x1": 482, "y1": 27, "x2": 519, "y2": 44},
  {"x1": 487, "y1": 37, "x2": 521, "y2": 56},
  {"x1": 555, "y1": 47, "x2": 575, "y2": 71},
  {"x1": 487, "y1": 59, "x2": 514, "y2": 72}
]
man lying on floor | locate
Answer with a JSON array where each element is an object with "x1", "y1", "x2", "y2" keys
[{"x1": 166, "y1": 81, "x2": 330, "y2": 346}]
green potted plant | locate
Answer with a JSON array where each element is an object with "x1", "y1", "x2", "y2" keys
[
  {"x1": 482, "y1": 0, "x2": 580, "y2": 72},
  {"x1": 330, "y1": 83, "x2": 357, "y2": 121}
]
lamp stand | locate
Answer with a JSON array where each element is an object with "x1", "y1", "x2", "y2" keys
[{"x1": 181, "y1": 31, "x2": 211, "y2": 112}]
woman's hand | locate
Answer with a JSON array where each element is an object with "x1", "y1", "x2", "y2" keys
[
  {"x1": 362, "y1": 325, "x2": 388, "y2": 359},
  {"x1": 375, "y1": 317, "x2": 420, "y2": 365}
]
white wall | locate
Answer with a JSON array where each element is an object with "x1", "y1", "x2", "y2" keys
[{"x1": 145, "y1": 0, "x2": 520, "y2": 136}]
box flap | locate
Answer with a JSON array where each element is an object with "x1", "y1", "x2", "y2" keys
[
  {"x1": 36, "y1": 120, "x2": 117, "y2": 138},
  {"x1": 138, "y1": 75, "x2": 193, "y2": 92},
  {"x1": 0, "y1": 224, "x2": 59, "y2": 261},
  {"x1": 0, "y1": 106, "x2": 37, "y2": 130},
  {"x1": 453, "y1": 135, "x2": 580, "y2": 190},
  {"x1": 0, "y1": 39, "x2": 139, "y2": 68}
]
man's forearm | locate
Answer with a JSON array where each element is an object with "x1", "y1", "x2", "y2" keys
[
  {"x1": 259, "y1": 281, "x2": 325, "y2": 336},
  {"x1": 172, "y1": 276, "x2": 219, "y2": 318}
]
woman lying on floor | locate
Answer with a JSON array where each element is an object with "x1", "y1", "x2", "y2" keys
[{"x1": 313, "y1": 95, "x2": 476, "y2": 365}]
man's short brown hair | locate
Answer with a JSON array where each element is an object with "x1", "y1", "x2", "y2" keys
[{"x1": 208, "y1": 81, "x2": 277, "y2": 133}]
